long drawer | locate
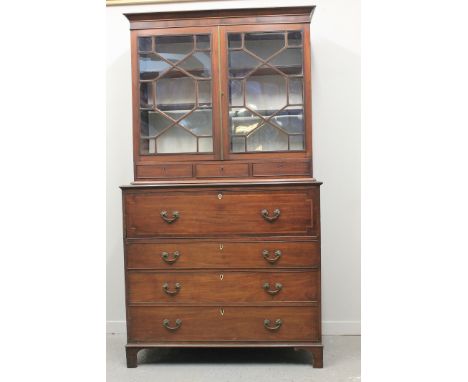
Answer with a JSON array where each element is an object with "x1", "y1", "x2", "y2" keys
[
  {"x1": 127, "y1": 270, "x2": 319, "y2": 303},
  {"x1": 126, "y1": 241, "x2": 320, "y2": 269},
  {"x1": 123, "y1": 187, "x2": 318, "y2": 238},
  {"x1": 127, "y1": 306, "x2": 320, "y2": 342}
]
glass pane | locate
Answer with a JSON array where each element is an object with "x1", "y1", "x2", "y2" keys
[
  {"x1": 228, "y1": 34, "x2": 242, "y2": 49},
  {"x1": 245, "y1": 69, "x2": 287, "y2": 114},
  {"x1": 156, "y1": 69, "x2": 196, "y2": 111},
  {"x1": 179, "y1": 51, "x2": 211, "y2": 78},
  {"x1": 140, "y1": 111, "x2": 149, "y2": 137},
  {"x1": 230, "y1": 108, "x2": 262, "y2": 136},
  {"x1": 156, "y1": 124, "x2": 197, "y2": 153},
  {"x1": 244, "y1": 32, "x2": 285, "y2": 60},
  {"x1": 140, "y1": 82, "x2": 153, "y2": 109},
  {"x1": 269, "y1": 48, "x2": 303, "y2": 75},
  {"x1": 198, "y1": 137, "x2": 213, "y2": 152},
  {"x1": 226, "y1": 30, "x2": 307, "y2": 154},
  {"x1": 229, "y1": 80, "x2": 243, "y2": 107},
  {"x1": 138, "y1": 37, "x2": 153, "y2": 52},
  {"x1": 198, "y1": 81, "x2": 212, "y2": 106},
  {"x1": 288, "y1": 78, "x2": 303, "y2": 105},
  {"x1": 287, "y1": 31, "x2": 302, "y2": 47},
  {"x1": 269, "y1": 106, "x2": 304, "y2": 134},
  {"x1": 139, "y1": 53, "x2": 171, "y2": 80},
  {"x1": 147, "y1": 111, "x2": 173, "y2": 136},
  {"x1": 196, "y1": 35, "x2": 210, "y2": 50},
  {"x1": 231, "y1": 136, "x2": 246, "y2": 152},
  {"x1": 155, "y1": 35, "x2": 193, "y2": 63},
  {"x1": 228, "y1": 50, "x2": 261, "y2": 78},
  {"x1": 289, "y1": 135, "x2": 304, "y2": 150},
  {"x1": 179, "y1": 110, "x2": 212, "y2": 137},
  {"x1": 246, "y1": 123, "x2": 288, "y2": 152},
  {"x1": 140, "y1": 139, "x2": 149, "y2": 154}
]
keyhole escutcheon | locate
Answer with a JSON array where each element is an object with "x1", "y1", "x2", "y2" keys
[{"x1": 220, "y1": 274, "x2": 224, "y2": 281}]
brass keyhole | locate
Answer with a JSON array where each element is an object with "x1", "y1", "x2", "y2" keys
[
  {"x1": 219, "y1": 244, "x2": 224, "y2": 251},
  {"x1": 220, "y1": 274, "x2": 224, "y2": 281},
  {"x1": 218, "y1": 193, "x2": 223, "y2": 200},
  {"x1": 220, "y1": 308, "x2": 225, "y2": 316}
]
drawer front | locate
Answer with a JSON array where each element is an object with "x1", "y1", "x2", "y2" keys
[
  {"x1": 124, "y1": 188, "x2": 317, "y2": 238},
  {"x1": 128, "y1": 306, "x2": 320, "y2": 342},
  {"x1": 136, "y1": 164, "x2": 193, "y2": 179},
  {"x1": 253, "y1": 161, "x2": 311, "y2": 177},
  {"x1": 126, "y1": 241, "x2": 320, "y2": 269},
  {"x1": 127, "y1": 270, "x2": 319, "y2": 303},
  {"x1": 196, "y1": 164, "x2": 249, "y2": 178}
]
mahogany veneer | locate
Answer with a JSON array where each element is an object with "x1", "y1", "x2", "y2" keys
[{"x1": 121, "y1": 6, "x2": 323, "y2": 369}]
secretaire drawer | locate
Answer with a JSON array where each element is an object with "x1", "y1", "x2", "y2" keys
[
  {"x1": 123, "y1": 187, "x2": 318, "y2": 238},
  {"x1": 128, "y1": 305, "x2": 320, "y2": 342},
  {"x1": 126, "y1": 241, "x2": 320, "y2": 269},
  {"x1": 127, "y1": 270, "x2": 319, "y2": 303}
]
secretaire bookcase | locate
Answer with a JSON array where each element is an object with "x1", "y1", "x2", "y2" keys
[{"x1": 120, "y1": 6, "x2": 323, "y2": 368}]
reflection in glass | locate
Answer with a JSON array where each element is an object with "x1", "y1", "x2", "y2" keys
[
  {"x1": 246, "y1": 123, "x2": 288, "y2": 152},
  {"x1": 140, "y1": 82, "x2": 153, "y2": 109},
  {"x1": 230, "y1": 108, "x2": 262, "y2": 135},
  {"x1": 246, "y1": 71, "x2": 287, "y2": 114},
  {"x1": 179, "y1": 110, "x2": 212, "y2": 137},
  {"x1": 270, "y1": 107, "x2": 304, "y2": 134},
  {"x1": 138, "y1": 37, "x2": 152, "y2": 52},
  {"x1": 157, "y1": 124, "x2": 197, "y2": 153},
  {"x1": 155, "y1": 35, "x2": 193, "y2": 63},
  {"x1": 228, "y1": 50, "x2": 260, "y2": 78},
  {"x1": 288, "y1": 78, "x2": 303, "y2": 105},
  {"x1": 228, "y1": 33, "x2": 242, "y2": 49},
  {"x1": 148, "y1": 111, "x2": 173, "y2": 136},
  {"x1": 231, "y1": 136, "x2": 246, "y2": 152},
  {"x1": 289, "y1": 135, "x2": 304, "y2": 150},
  {"x1": 156, "y1": 70, "x2": 196, "y2": 111},
  {"x1": 198, "y1": 137, "x2": 213, "y2": 152},
  {"x1": 229, "y1": 80, "x2": 243, "y2": 107},
  {"x1": 287, "y1": 31, "x2": 302, "y2": 47},
  {"x1": 198, "y1": 81, "x2": 212, "y2": 106},
  {"x1": 244, "y1": 32, "x2": 285, "y2": 60},
  {"x1": 179, "y1": 51, "x2": 211, "y2": 78},
  {"x1": 139, "y1": 54, "x2": 171, "y2": 80},
  {"x1": 269, "y1": 48, "x2": 303, "y2": 75},
  {"x1": 196, "y1": 35, "x2": 210, "y2": 50}
]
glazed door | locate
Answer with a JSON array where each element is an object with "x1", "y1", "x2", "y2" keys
[
  {"x1": 220, "y1": 24, "x2": 311, "y2": 160},
  {"x1": 133, "y1": 27, "x2": 221, "y2": 162}
]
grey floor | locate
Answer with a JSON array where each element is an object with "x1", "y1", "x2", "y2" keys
[{"x1": 107, "y1": 334, "x2": 360, "y2": 382}]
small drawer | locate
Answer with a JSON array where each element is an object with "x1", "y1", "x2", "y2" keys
[
  {"x1": 128, "y1": 305, "x2": 321, "y2": 342},
  {"x1": 253, "y1": 161, "x2": 311, "y2": 177},
  {"x1": 196, "y1": 163, "x2": 249, "y2": 178},
  {"x1": 126, "y1": 241, "x2": 320, "y2": 269},
  {"x1": 136, "y1": 164, "x2": 193, "y2": 179},
  {"x1": 127, "y1": 270, "x2": 319, "y2": 303}
]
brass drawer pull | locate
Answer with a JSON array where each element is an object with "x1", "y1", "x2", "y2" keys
[
  {"x1": 162, "y1": 282, "x2": 181, "y2": 295},
  {"x1": 261, "y1": 208, "x2": 281, "y2": 222},
  {"x1": 263, "y1": 282, "x2": 283, "y2": 295},
  {"x1": 264, "y1": 318, "x2": 282, "y2": 331},
  {"x1": 161, "y1": 251, "x2": 180, "y2": 264},
  {"x1": 162, "y1": 318, "x2": 182, "y2": 331},
  {"x1": 160, "y1": 210, "x2": 179, "y2": 224},
  {"x1": 262, "y1": 249, "x2": 282, "y2": 264}
]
